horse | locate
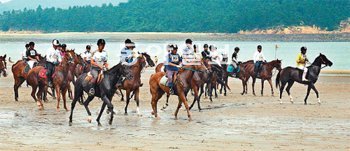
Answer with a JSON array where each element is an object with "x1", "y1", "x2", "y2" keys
[
  {"x1": 118, "y1": 52, "x2": 155, "y2": 115},
  {"x1": 276, "y1": 53, "x2": 333, "y2": 105},
  {"x1": 26, "y1": 66, "x2": 48, "y2": 110},
  {"x1": 242, "y1": 59, "x2": 282, "y2": 96},
  {"x1": 12, "y1": 54, "x2": 47, "y2": 101},
  {"x1": 149, "y1": 65, "x2": 208, "y2": 120},
  {"x1": 74, "y1": 54, "x2": 90, "y2": 78},
  {"x1": 0, "y1": 54, "x2": 7, "y2": 77},
  {"x1": 52, "y1": 51, "x2": 79, "y2": 111},
  {"x1": 69, "y1": 63, "x2": 129, "y2": 126},
  {"x1": 205, "y1": 64, "x2": 230, "y2": 101}
]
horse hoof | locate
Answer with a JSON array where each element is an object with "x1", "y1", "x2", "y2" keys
[
  {"x1": 174, "y1": 116, "x2": 178, "y2": 120},
  {"x1": 109, "y1": 120, "x2": 113, "y2": 125},
  {"x1": 97, "y1": 123, "x2": 102, "y2": 127},
  {"x1": 87, "y1": 116, "x2": 92, "y2": 123},
  {"x1": 69, "y1": 122, "x2": 72, "y2": 126},
  {"x1": 124, "y1": 113, "x2": 128, "y2": 116}
]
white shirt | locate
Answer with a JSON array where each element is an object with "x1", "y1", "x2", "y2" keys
[
  {"x1": 46, "y1": 47, "x2": 62, "y2": 63},
  {"x1": 82, "y1": 51, "x2": 92, "y2": 61},
  {"x1": 210, "y1": 50, "x2": 222, "y2": 66},
  {"x1": 253, "y1": 51, "x2": 266, "y2": 63},
  {"x1": 21, "y1": 49, "x2": 27, "y2": 59},
  {"x1": 93, "y1": 50, "x2": 108, "y2": 67},
  {"x1": 182, "y1": 46, "x2": 196, "y2": 65},
  {"x1": 120, "y1": 47, "x2": 133, "y2": 63}
]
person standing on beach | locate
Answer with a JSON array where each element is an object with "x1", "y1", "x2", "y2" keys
[
  {"x1": 253, "y1": 45, "x2": 266, "y2": 77},
  {"x1": 296, "y1": 46, "x2": 309, "y2": 81}
]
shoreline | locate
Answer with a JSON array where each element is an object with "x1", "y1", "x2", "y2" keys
[{"x1": 0, "y1": 32, "x2": 349, "y2": 42}]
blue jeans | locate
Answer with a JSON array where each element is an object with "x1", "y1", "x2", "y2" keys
[{"x1": 254, "y1": 61, "x2": 263, "y2": 76}]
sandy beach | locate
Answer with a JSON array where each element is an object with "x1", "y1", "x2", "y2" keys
[{"x1": 0, "y1": 67, "x2": 349, "y2": 150}]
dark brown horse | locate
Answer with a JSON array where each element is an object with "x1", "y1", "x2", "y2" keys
[
  {"x1": 118, "y1": 52, "x2": 155, "y2": 115},
  {"x1": 276, "y1": 54, "x2": 333, "y2": 105},
  {"x1": 242, "y1": 59, "x2": 282, "y2": 96},
  {"x1": 149, "y1": 65, "x2": 208, "y2": 120},
  {"x1": 0, "y1": 54, "x2": 7, "y2": 77},
  {"x1": 52, "y1": 51, "x2": 79, "y2": 111},
  {"x1": 12, "y1": 54, "x2": 46, "y2": 101},
  {"x1": 26, "y1": 66, "x2": 48, "y2": 110}
]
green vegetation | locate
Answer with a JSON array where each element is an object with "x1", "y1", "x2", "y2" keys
[{"x1": 0, "y1": 0, "x2": 349, "y2": 33}]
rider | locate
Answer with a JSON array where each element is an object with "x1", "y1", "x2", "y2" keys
[
  {"x1": 253, "y1": 45, "x2": 266, "y2": 77},
  {"x1": 22, "y1": 43, "x2": 29, "y2": 60},
  {"x1": 46, "y1": 39, "x2": 62, "y2": 87},
  {"x1": 89, "y1": 39, "x2": 108, "y2": 95},
  {"x1": 296, "y1": 46, "x2": 309, "y2": 81},
  {"x1": 230, "y1": 47, "x2": 240, "y2": 77},
  {"x1": 193, "y1": 44, "x2": 202, "y2": 61},
  {"x1": 201, "y1": 44, "x2": 211, "y2": 60},
  {"x1": 209, "y1": 45, "x2": 222, "y2": 66},
  {"x1": 82, "y1": 45, "x2": 92, "y2": 64},
  {"x1": 120, "y1": 39, "x2": 135, "y2": 64},
  {"x1": 166, "y1": 44, "x2": 182, "y2": 94},
  {"x1": 182, "y1": 39, "x2": 197, "y2": 65},
  {"x1": 26, "y1": 42, "x2": 40, "y2": 69},
  {"x1": 60, "y1": 44, "x2": 67, "y2": 59}
]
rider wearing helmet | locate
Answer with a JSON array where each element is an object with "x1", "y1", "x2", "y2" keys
[
  {"x1": 166, "y1": 44, "x2": 182, "y2": 94},
  {"x1": 82, "y1": 45, "x2": 92, "y2": 64},
  {"x1": 253, "y1": 45, "x2": 266, "y2": 77},
  {"x1": 89, "y1": 39, "x2": 108, "y2": 95},
  {"x1": 26, "y1": 42, "x2": 39, "y2": 69},
  {"x1": 46, "y1": 39, "x2": 62, "y2": 87},
  {"x1": 120, "y1": 39, "x2": 136, "y2": 64},
  {"x1": 22, "y1": 43, "x2": 29, "y2": 60},
  {"x1": 201, "y1": 44, "x2": 210, "y2": 60},
  {"x1": 230, "y1": 47, "x2": 240, "y2": 76},
  {"x1": 296, "y1": 46, "x2": 309, "y2": 81}
]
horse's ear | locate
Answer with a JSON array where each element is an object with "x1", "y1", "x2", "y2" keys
[{"x1": 3, "y1": 54, "x2": 6, "y2": 59}]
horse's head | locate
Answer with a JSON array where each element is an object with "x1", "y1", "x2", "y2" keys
[
  {"x1": 139, "y1": 52, "x2": 155, "y2": 67},
  {"x1": 65, "y1": 50, "x2": 79, "y2": 64},
  {"x1": 0, "y1": 54, "x2": 7, "y2": 77},
  {"x1": 318, "y1": 53, "x2": 333, "y2": 67},
  {"x1": 273, "y1": 59, "x2": 282, "y2": 71}
]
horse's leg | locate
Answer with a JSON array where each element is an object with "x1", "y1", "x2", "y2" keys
[
  {"x1": 14, "y1": 78, "x2": 25, "y2": 101},
  {"x1": 304, "y1": 84, "x2": 312, "y2": 105},
  {"x1": 285, "y1": 81, "x2": 295, "y2": 104},
  {"x1": 309, "y1": 83, "x2": 320, "y2": 104},
  {"x1": 96, "y1": 102, "x2": 106, "y2": 126},
  {"x1": 31, "y1": 86, "x2": 41, "y2": 109},
  {"x1": 62, "y1": 88, "x2": 69, "y2": 111},
  {"x1": 119, "y1": 89, "x2": 124, "y2": 101},
  {"x1": 51, "y1": 87, "x2": 56, "y2": 99},
  {"x1": 83, "y1": 96, "x2": 95, "y2": 123},
  {"x1": 36, "y1": 85, "x2": 44, "y2": 110},
  {"x1": 134, "y1": 88, "x2": 141, "y2": 115},
  {"x1": 124, "y1": 90, "x2": 131, "y2": 115},
  {"x1": 214, "y1": 84, "x2": 218, "y2": 98},
  {"x1": 178, "y1": 93, "x2": 192, "y2": 121},
  {"x1": 55, "y1": 86, "x2": 61, "y2": 111},
  {"x1": 161, "y1": 93, "x2": 170, "y2": 110},
  {"x1": 101, "y1": 95, "x2": 114, "y2": 125},
  {"x1": 279, "y1": 81, "x2": 287, "y2": 104},
  {"x1": 189, "y1": 86, "x2": 199, "y2": 110},
  {"x1": 252, "y1": 77, "x2": 256, "y2": 96},
  {"x1": 268, "y1": 79, "x2": 274, "y2": 96},
  {"x1": 69, "y1": 87, "x2": 83, "y2": 126},
  {"x1": 197, "y1": 85, "x2": 205, "y2": 111},
  {"x1": 241, "y1": 80, "x2": 245, "y2": 95},
  {"x1": 261, "y1": 79, "x2": 264, "y2": 96},
  {"x1": 174, "y1": 98, "x2": 182, "y2": 120},
  {"x1": 68, "y1": 84, "x2": 73, "y2": 100}
]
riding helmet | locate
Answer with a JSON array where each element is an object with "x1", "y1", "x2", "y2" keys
[
  {"x1": 257, "y1": 45, "x2": 262, "y2": 49},
  {"x1": 204, "y1": 44, "x2": 208, "y2": 48},
  {"x1": 97, "y1": 39, "x2": 106, "y2": 45},
  {"x1": 28, "y1": 42, "x2": 35, "y2": 46},
  {"x1": 234, "y1": 47, "x2": 240, "y2": 52},
  {"x1": 185, "y1": 39, "x2": 192, "y2": 44},
  {"x1": 301, "y1": 46, "x2": 307, "y2": 51}
]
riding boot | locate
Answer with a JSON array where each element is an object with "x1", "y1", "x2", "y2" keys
[
  {"x1": 302, "y1": 68, "x2": 308, "y2": 81},
  {"x1": 88, "y1": 87, "x2": 95, "y2": 96}
]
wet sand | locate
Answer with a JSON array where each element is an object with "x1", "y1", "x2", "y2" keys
[{"x1": 0, "y1": 69, "x2": 349, "y2": 150}]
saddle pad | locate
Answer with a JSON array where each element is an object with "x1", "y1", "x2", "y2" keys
[
  {"x1": 39, "y1": 69, "x2": 47, "y2": 79},
  {"x1": 227, "y1": 64, "x2": 234, "y2": 73},
  {"x1": 160, "y1": 76, "x2": 168, "y2": 86}
]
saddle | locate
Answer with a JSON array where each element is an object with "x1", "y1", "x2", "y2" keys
[
  {"x1": 39, "y1": 69, "x2": 47, "y2": 79},
  {"x1": 85, "y1": 71, "x2": 104, "y2": 84}
]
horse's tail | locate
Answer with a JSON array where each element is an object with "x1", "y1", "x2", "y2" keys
[{"x1": 275, "y1": 70, "x2": 281, "y2": 88}]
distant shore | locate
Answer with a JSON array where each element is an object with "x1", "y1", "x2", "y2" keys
[{"x1": 0, "y1": 32, "x2": 349, "y2": 42}]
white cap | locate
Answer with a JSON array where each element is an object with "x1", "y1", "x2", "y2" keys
[{"x1": 52, "y1": 39, "x2": 60, "y2": 46}]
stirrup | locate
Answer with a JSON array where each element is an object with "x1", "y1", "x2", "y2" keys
[{"x1": 88, "y1": 88, "x2": 95, "y2": 96}]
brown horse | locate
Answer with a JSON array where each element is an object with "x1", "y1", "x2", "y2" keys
[
  {"x1": 224, "y1": 61, "x2": 251, "y2": 95},
  {"x1": 26, "y1": 66, "x2": 48, "y2": 110},
  {"x1": 242, "y1": 59, "x2": 282, "y2": 96},
  {"x1": 149, "y1": 65, "x2": 208, "y2": 120},
  {"x1": 52, "y1": 51, "x2": 79, "y2": 111},
  {"x1": 12, "y1": 54, "x2": 46, "y2": 101},
  {"x1": 119, "y1": 52, "x2": 155, "y2": 115},
  {"x1": 0, "y1": 54, "x2": 7, "y2": 77}
]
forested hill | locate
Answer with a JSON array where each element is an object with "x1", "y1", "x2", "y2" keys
[{"x1": 0, "y1": 0, "x2": 349, "y2": 33}]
